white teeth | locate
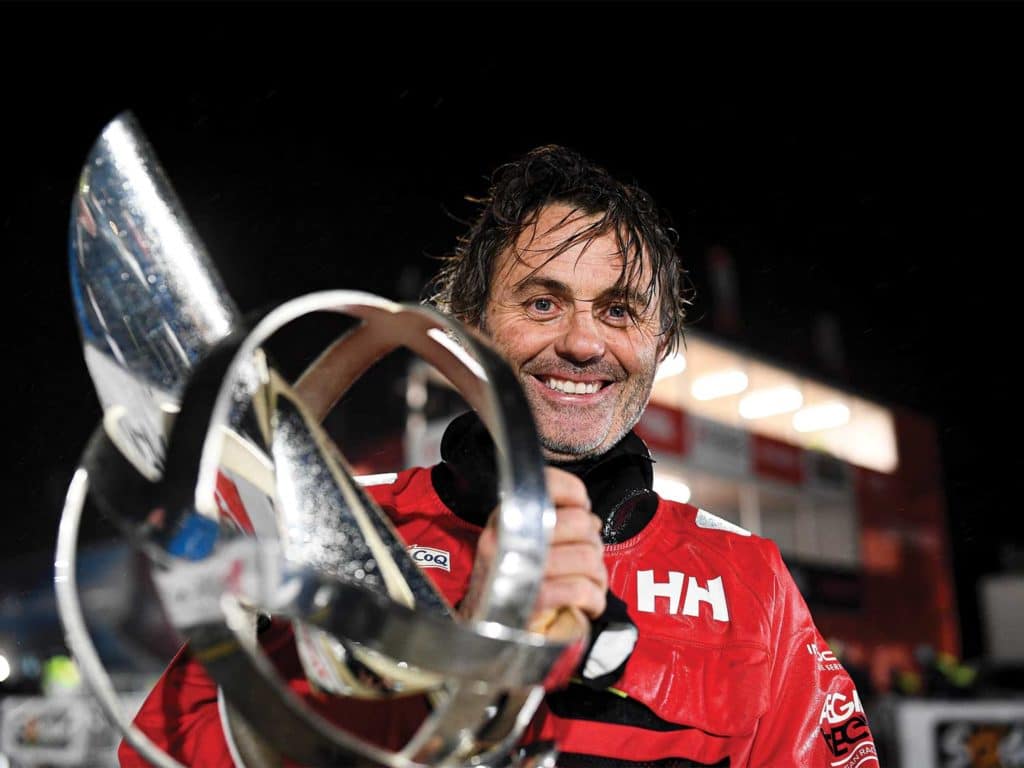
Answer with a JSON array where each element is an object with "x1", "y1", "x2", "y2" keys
[{"x1": 543, "y1": 378, "x2": 601, "y2": 395}]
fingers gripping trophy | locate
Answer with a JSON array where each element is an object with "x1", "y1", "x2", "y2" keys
[{"x1": 54, "y1": 113, "x2": 589, "y2": 767}]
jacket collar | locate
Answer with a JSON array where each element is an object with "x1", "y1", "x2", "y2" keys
[{"x1": 431, "y1": 411, "x2": 658, "y2": 543}]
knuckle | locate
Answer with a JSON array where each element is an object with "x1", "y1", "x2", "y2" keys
[{"x1": 572, "y1": 578, "x2": 597, "y2": 607}]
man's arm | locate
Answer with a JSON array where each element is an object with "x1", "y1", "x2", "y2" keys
[
  {"x1": 117, "y1": 621, "x2": 285, "y2": 767},
  {"x1": 749, "y1": 546, "x2": 878, "y2": 767}
]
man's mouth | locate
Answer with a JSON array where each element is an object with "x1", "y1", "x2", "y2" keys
[{"x1": 538, "y1": 376, "x2": 606, "y2": 395}]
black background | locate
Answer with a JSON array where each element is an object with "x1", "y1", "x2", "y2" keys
[{"x1": 2, "y1": 2, "x2": 1021, "y2": 660}]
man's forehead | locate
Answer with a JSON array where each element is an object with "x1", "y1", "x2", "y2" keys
[
  {"x1": 515, "y1": 204, "x2": 606, "y2": 253},
  {"x1": 504, "y1": 205, "x2": 640, "y2": 269},
  {"x1": 509, "y1": 237, "x2": 630, "y2": 274}
]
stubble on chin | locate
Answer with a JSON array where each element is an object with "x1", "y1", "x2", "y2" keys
[
  {"x1": 539, "y1": 432, "x2": 606, "y2": 462},
  {"x1": 531, "y1": 397, "x2": 616, "y2": 461}
]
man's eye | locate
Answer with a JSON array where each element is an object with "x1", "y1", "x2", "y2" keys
[
  {"x1": 606, "y1": 304, "x2": 630, "y2": 320},
  {"x1": 531, "y1": 298, "x2": 555, "y2": 313}
]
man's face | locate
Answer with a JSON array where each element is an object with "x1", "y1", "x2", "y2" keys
[{"x1": 481, "y1": 204, "x2": 662, "y2": 462}]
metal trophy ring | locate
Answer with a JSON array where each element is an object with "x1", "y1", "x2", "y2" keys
[{"x1": 55, "y1": 113, "x2": 586, "y2": 767}]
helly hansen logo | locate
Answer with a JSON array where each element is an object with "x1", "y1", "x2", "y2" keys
[{"x1": 636, "y1": 570, "x2": 730, "y2": 622}]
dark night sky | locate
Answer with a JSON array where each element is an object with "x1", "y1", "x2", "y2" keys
[{"x1": 2, "y1": 2, "x2": 1022, "y2": 659}]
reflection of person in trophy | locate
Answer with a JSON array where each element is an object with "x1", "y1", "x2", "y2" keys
[{"x1": 120, "y1": 145, "x2": 878, "y2": 766}]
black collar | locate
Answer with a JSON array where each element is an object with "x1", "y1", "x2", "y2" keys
[{"x1": 431, "y1": 411, "x2": 659, "y2": 544}]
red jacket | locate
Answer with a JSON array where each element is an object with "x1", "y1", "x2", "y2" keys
[{"x1": 120, "y1": 466, "x2": 877, "y2": 767}]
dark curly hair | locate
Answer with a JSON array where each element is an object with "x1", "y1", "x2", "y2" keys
[{"x1": 426, "y1": 145, "x2": 690, "y2": 357}]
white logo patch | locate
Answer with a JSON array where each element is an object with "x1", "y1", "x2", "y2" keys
[
  {"x1": 407, "y1": 545, "x2": 451, "y2": 572},
  {"x1": 636, "y1": 570, "x2": 730, "y2": 622}
]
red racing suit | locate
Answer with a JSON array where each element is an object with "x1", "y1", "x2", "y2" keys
[{"x1": 120, "y1": 464, "x2": 877, "y2": 767}]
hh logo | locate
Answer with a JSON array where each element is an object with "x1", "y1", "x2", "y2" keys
[
  {"x1": 636, "y1": 570, "x2": 730, "y2": 622},
  {"x1": 408, "y1": 545, "x2": 451, "y2": 572}
]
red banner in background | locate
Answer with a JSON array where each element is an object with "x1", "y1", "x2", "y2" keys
[
  {"x1": 751, "y1": 434, "x2": 804, "y2": 485},
  {"x1": 635, "y1": 402, "x2": 687, "y2": 456}
]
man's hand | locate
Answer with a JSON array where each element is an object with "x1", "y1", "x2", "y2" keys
[{"x1": 460, "y1": 467, "x2": 607, "y2": 631}]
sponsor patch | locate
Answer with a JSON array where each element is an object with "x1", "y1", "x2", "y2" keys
[
  {"x1": 407, "y1": 545, "x2": 451, "y2": 572},
  {"x1": 807, "y1": 642, "x2": 845, "y2": 672},
  {"x1": 818, "y1": 689, "x2": 877, "y2": 767}
]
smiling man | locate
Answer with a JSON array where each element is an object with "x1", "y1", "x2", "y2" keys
[
  {"x1": 426, "y1": 146, "x2": 879, "y2": 767},
  {"x1": 120, "y1": 146, "x2": 878, "y2": 767}
]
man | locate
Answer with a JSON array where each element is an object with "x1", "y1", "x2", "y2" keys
[{"x1": 120, "y1": 146, "x2": 878, "y2": 766}]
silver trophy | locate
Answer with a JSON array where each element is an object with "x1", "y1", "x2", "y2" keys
[{"x1": 54, "y1": 113, "x2": 586, "y2": 767}]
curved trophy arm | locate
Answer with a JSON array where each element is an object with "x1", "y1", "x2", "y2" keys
[{"x1": 70, "y1": 111, "x2": 239, "y2": 482}]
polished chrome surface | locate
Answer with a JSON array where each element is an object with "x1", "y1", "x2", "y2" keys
[
  {"x1": 70, "y1": 112, "x2": 239, "y2": 479},
  {"x1": 269, "y1": 374, "x2": 449, "y2": 615},
  {"x1": 269, "y1": 369, "x2": 453, "y2": 696}
]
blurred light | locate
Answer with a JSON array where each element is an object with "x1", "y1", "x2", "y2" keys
[
  {"x1": 0, "y1": 654, "x2": 10, "y2": 683},
  {"x1": 653, "y1": 475, "x2": 691, "y2": 504},
  {"x1": 655, "y1": 352, "x2": 687, "y2": 381},
  {"x1": 691, "y1": 369, "x2": 748, "y2": 401},
  {"x1": 793, "y1": 402, "x2": 850, "y2": 432},
  {"x1": 41, "y1": 655, "x2": 80, "y2": 696},
  {"x1": 739, "y1": 386, "x2": 803, "y2": 419}
]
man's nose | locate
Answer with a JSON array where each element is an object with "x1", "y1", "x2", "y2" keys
[{"x1": 555, "y1": 307, "x2": 606, "y2": 364}]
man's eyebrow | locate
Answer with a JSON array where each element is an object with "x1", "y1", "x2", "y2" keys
[
  {"x1": 512, "y1": 276, "x2": 650, "y2": 307},
  {"x1": 511, "y1": 276, "x2": 572, "y2": 296},
  {"x1": 602, "y1": 285, "x2": 650, "y2": 307}
]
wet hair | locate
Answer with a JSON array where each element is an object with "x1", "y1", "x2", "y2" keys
[{"x1": 426, "y1": 144, "x2": 690, "y2": 357}]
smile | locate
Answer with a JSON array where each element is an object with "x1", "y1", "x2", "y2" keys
[{"x1": 541, "y1": 377, "x2": 604, "y2": 395}]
